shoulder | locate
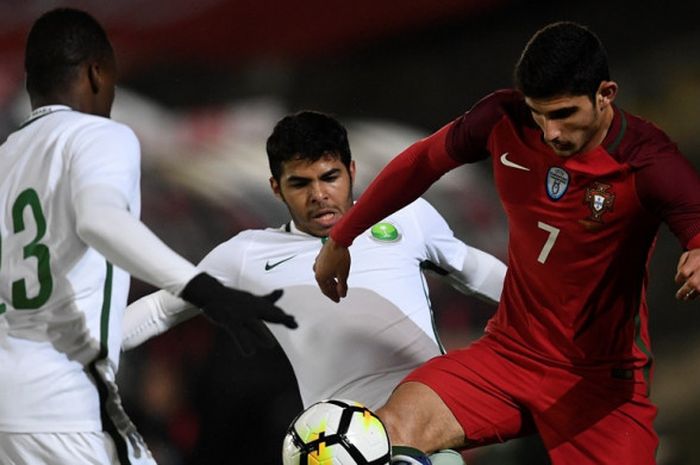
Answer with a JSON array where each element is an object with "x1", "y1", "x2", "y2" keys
[
  {"x1": 59, "y1": 111, "x2": 135, "y2": 137},
  {"x1": 447, "y1": 89, "x2": 534, "y2": 159},
  {"x1": 396, "y1": 197, "x2": 441, "y2": 220},
  {"x1": 207, "y1": 229, "x2": 260, "y2": 257},
  {"x1": 197, "y1": 229, "x2": 260, "y2": 272},
  {"x1": 392, "y1": 197, "x2": 450, "y2": 236},
  {"x1": 63, "y1": 112, "x2": 138, "y2": 151},
  {"x1": 612, "y1": 109, "x2": 682, "y2": 167},
  {"x1": 204, "y1": 228, "x2": 296, "y2": 257},
  {"x1": 476, "y1": 88, "x2": 525, "y2": 108},
  {"x1": 462, "y1": 89, "x2": 530, "y2": 123}
]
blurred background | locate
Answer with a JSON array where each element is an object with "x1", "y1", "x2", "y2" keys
[{"x1": 1, "y1": 0, "x2": 699, "y2": 463}]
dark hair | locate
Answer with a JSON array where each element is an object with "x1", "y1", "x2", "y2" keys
[
  {"x1": 266, "y1": 111, "x2": 351, "y2": 180},
  {"x1": 25, "y1": 8, "x2": 114, "y2": 98},
  {"x1": 514, "y1": 21, "x2": 609, "y2": 100}
]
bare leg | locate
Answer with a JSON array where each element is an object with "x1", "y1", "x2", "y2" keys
[{"x1": 377, "y1": 381, "x2": 466, "y2": 453}]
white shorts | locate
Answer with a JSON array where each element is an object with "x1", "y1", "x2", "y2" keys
[{"x1": 0, "y1": 431, "x2": 157, "y2": 465}]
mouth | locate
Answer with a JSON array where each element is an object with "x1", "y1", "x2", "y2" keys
[
  {"x1": 548, "y1": 140, "x2": 575, "y2": 154},
  {"x1": 311, "y1": 209, "x2": 339, "y2": 227}
]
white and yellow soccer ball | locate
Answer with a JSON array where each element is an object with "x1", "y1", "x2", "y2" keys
[{"x1": 282, "y1": 399, "x2": 391, "y2": 465}]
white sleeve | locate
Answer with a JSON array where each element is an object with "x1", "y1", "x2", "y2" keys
[
  {"x1": 121, "y1": 234, "x2": 249, "y2": 350},
  {"x1": 412, "y1": 198, "x2": 507, "y2": 304},
  {"x1": 122, "y1": 291, "x2": 200, "y2": 351},
  {"x1": 69, "y1": 121, "x2": 142, "y2": 212},
  {"x1": 74, "y1": 186, "x2": 199, "y2": 295},
  {"x1": 70, "y1": 121, "x2": 199, "y2": 295}
]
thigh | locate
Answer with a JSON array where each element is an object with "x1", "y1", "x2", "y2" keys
[
  {"x1": 535, "y1": 369, "x2": 658, "y2": 465},
  {"x1": 0, "y1": 432, "x2": 119, "y2": 465},
  {"x1": 397, "y1": 339, "x2": 538, "y2": 449}
]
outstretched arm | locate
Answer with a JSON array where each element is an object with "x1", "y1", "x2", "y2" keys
[
  {"x1": 76, "y1": 186, "x2": 297, "y2": 354},
  {"x1": 122, "y1": 290, "x2": 199, "y2": 350},
  {"x1": 315, "y1": 124, "x2": 461, "y2": 301},
  {"x1": 75, "y1": 185, "x2": 200, "y2": 295}
]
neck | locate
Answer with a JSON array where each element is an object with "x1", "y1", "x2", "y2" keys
[
  {"x1": 31, "y1": 90, "x2": 85, "y2": 113},
  {"x1": 596, "y1": 105, "x2": 615, "y2": 144},
  {"x1": 580, "y1": 104, "x2": 615, "y2": 154}
]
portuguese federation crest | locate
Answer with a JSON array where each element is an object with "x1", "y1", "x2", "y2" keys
[
  {"x1": 583, "y1": 182, "x2": 615, "y2": 222},
  {"x1": 546, "y1": 167, "x2": 570, "y2": 201}
]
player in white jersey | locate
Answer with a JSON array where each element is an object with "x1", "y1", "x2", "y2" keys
[
  {"x1": 122, "y1": 111, "x2": 506, "y2": 465},
  {"x1": 0, "y1": 8, "x2": 296, "y2": 465}
]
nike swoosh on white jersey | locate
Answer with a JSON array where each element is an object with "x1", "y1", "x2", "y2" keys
[{"x1": 499, "y1": 152, "x2": 530, "y2": 171}]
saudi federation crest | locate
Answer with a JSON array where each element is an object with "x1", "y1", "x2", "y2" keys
[
  {"x1": 583, "y1": 182, "x2": 615, "y2": 223},
  {"x1": 545, "y1": 167, "x2": 570, "y2": 201},
  {"x1": 370, "y1": 222, "x2": 401, "y2": 242}
]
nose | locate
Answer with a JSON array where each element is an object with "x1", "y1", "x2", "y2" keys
[
  {"x1": 309, "y1": 181, "x2": 328, "y2": 202},
  {"x1": 542, "y1": 118, "x2": 562, "y2": 142}
]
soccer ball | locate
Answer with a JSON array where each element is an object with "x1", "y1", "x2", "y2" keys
[{"x1": 282, "y1": 399, "x2": 391, "y2": 465}]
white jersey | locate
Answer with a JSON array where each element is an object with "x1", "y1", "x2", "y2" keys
[
  {"x1": 0, "y1": 106, "x2": 140, "y2": 438},
  {"x1": 124, "y1": 197, "x2": 506, "y2": 410}
]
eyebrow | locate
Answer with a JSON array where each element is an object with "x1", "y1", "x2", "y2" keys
[
  {"x1": 527, "y1": 104, "x2": 579, "y2": 119},
  {"x1": 285, "y1": 168, "x2": 341, "y2": 184}
]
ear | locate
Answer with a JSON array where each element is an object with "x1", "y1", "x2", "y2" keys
[
  {"x1": 348, "y1": 160, "x2": 356, "y2": 184},
  {"x1": 87, "y1": 62, "x2": 101, "y2": 95},
  {"x1": 270, "y1": 176, "x2": 283, "y2": 200},
  {"x1": 597, "y1": 81, "x2": 618, "y2": 110}
]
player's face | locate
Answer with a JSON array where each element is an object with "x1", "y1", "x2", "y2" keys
[
  {"x1": 525, "y1": 82, "x2": 617, "y2": 157},
  {"x1": 271, "y1": 154, "x2": 355, "y2": 238}
]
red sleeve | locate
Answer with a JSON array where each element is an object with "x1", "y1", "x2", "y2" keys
[
  {"x1": 330, "y1": 122, "x2": 462, "y2": 247},
  {"x1": 625, "y1": 120, "x2": 700, "y2": 249},
  {"x1": 636, "y1": 151, "x2": 700, "y2": 249},
  {"x1": 687, "y1": 233, "x2": 700, "y2": 250},
  {"x1": 330, "y1": 89, "x2": 522, "y2": 247},
  {"x1": 447, "y1": 89, "x2": 527, "y2": 162}
]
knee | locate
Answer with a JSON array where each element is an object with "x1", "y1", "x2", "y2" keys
[
  {"x1": 376, "y1": 382, "x2": 464, "y2": 452},
  {"x1": 376, "y1": 382, "x2": 432, "y2": 446},
  {"x1": 377, "y1": 402, "x2": 414, "y2": 446}
]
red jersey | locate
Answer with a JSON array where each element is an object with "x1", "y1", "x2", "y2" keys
[{"x1": 332, "y1": 89, "x2": 700, "y2": 369}]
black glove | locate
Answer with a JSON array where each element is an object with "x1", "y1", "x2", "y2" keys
[{"x1": 180, "y1": 273, "x2": 297, "y2": 356}]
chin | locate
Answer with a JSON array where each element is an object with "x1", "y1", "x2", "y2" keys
[{"x1": 552, "y1": 147, "x2": 578, "y2": 157}]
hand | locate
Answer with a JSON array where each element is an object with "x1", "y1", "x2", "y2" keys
[
  {"x1": 180, "y1": 273, "x2": 297, "y2": 356},
  {"x1": 205, "y1": 289, "x2": 292, "y2": 356},
  {"x1": 313, "y1": 237, "x2": 350, "y2": 302},
  {"x1": 674, "y1": 249, "x2": 700, "y2": 301}
]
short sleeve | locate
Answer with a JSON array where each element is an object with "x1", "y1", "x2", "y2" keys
[
  {"x1": 198, "y1": 232, "x2": 254, "y2": 288},
  {"x1": 69, "y1": 120, "x2": 141, "y2": 212},
  {"x1": 410, "y1": 198, "x2": 467, "y2": 272}
]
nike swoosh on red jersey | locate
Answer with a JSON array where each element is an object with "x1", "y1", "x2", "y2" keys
[{"x1": 500, "y1": 152, "x2": 530, "y2": 171}]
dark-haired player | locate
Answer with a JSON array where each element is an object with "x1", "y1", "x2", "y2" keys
[
  {"x1": 0, "y1": 8, "x2": 295, "y2": 465},
  {"x1": 314, "y1": 21, "x2": 700, "y2": 465},
  {"x1": 122, "y1": 110, "x2": 506, "y2": 465}
]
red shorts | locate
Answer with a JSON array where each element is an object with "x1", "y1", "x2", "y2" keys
[{"x1": 403, "y1": 336, "x2": 658, "y2": 465}]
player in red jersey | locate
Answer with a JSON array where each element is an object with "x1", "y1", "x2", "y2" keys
[{"x1": 313, "y1": 21, "x2": 700, "y2": 465}]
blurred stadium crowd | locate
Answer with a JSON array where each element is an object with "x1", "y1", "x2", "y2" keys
[{"x1": 1, "y1": 1, "x2": 699, "y2": 464}]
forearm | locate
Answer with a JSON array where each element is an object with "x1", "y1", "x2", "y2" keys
[
  {"x1": 331, "y1": 123, "x2": 462, "y2": 247},
  {"x1": 122, "y1": 290, "x2": 201, "y2": 350},
  {"x1": 75, "y1": 186, "x2": 199, "y2": 295}
]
